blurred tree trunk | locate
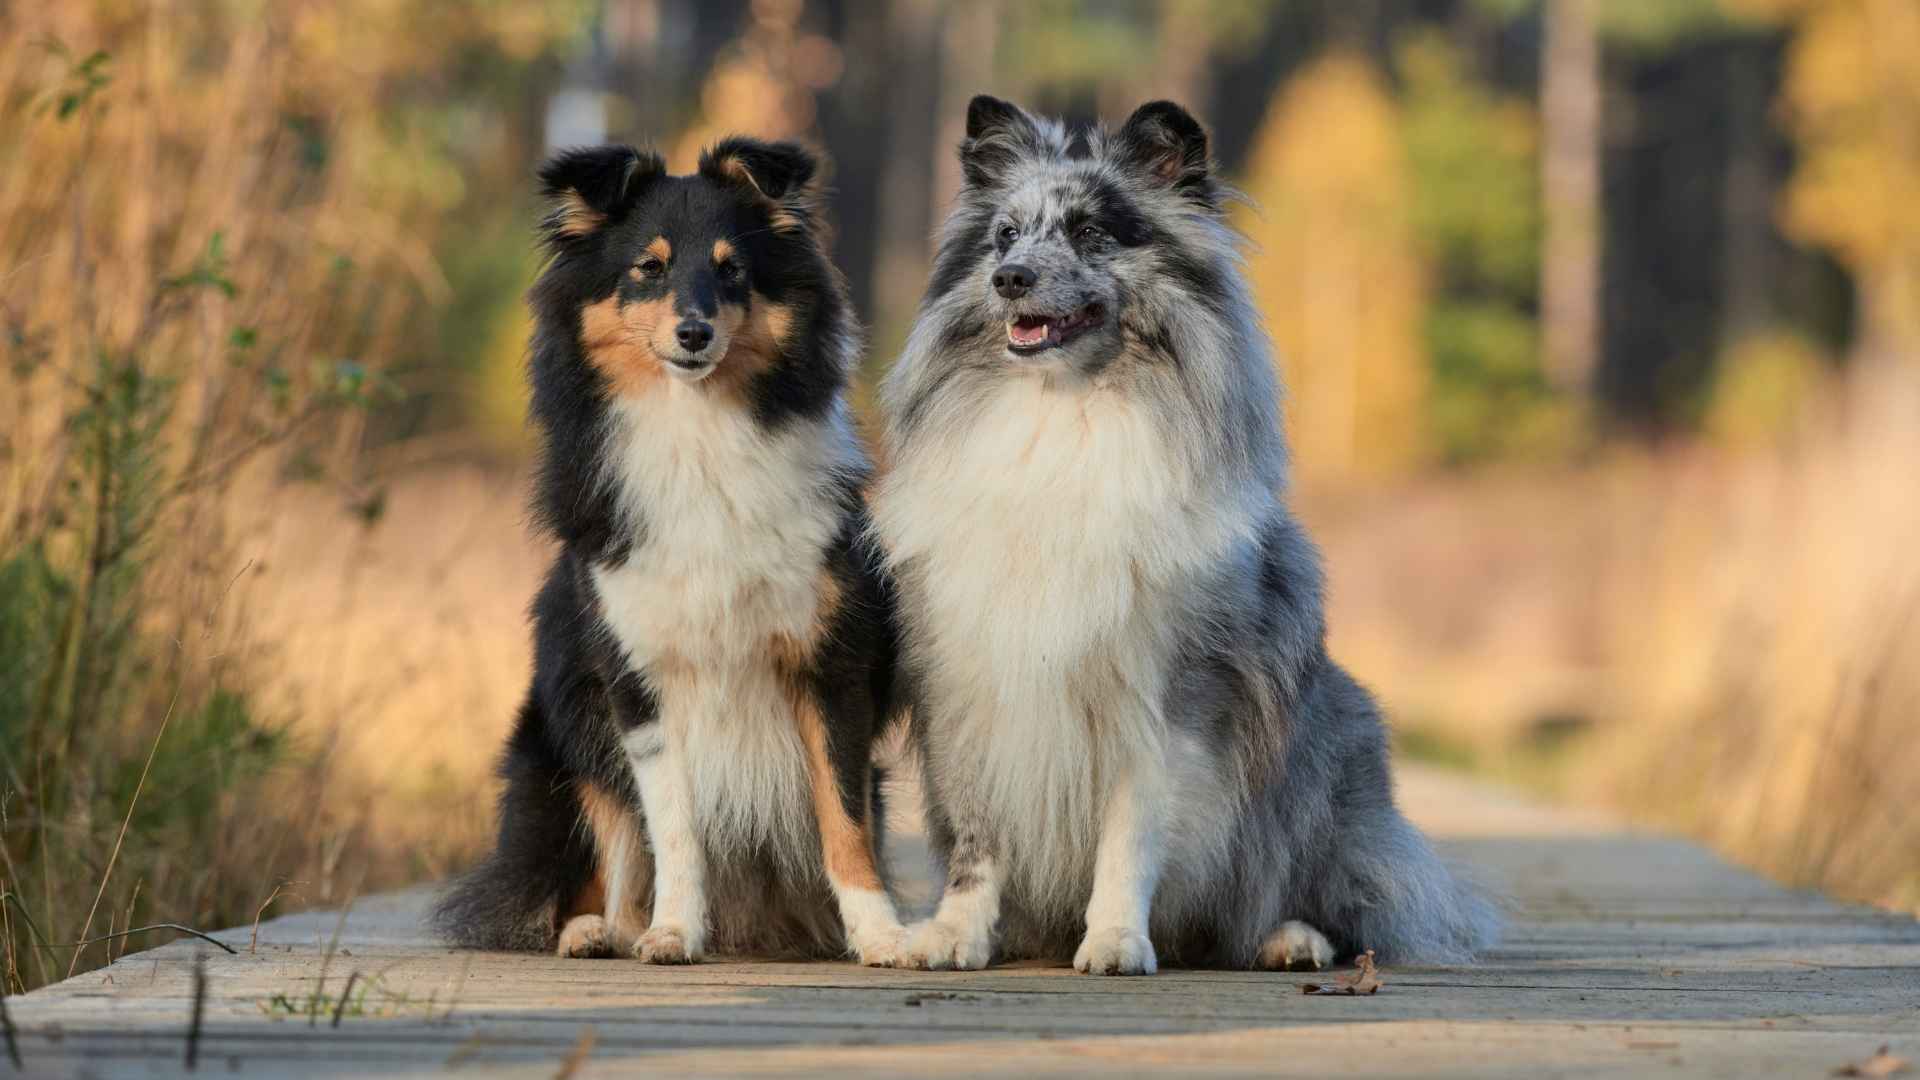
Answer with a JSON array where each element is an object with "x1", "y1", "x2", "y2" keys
[
  {"x1": 870, "y1": 0, "x2": 941, "y2": 350},
  {"x1": 1718, "y1": 42, "x2": 1771, "y2": 352},
  {"x1": 929, "y1": 0, "x2": 999, "y2": 235},
  {"x1": 1541, "y1": 0, "x2": 1602, "y2": 395}
]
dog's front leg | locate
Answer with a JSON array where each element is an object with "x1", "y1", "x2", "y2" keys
[
  {"x1": 795, "y1": 697, "x2": 905, "y2": 966},
  {"x1": 1073, "y1": 770, "x2": 1165, "y2": 975},
  {"x1": 626, "y1": 723, "x2": 707, "y2": 963},
  {"x1": 901, "y1": 823, "x2": 1000, "y2": 970}
]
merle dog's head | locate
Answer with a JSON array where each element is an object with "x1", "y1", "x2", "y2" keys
[
  {"x1": 917, "y1": 96, "x2": 1229, "y2": 379},
  {"x1": 530, "y1": 139, "x2": 842, "y2": 398}
]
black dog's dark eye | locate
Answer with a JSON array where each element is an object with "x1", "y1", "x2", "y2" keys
[
  {"x1": 997, "y1": 224, "x2": 1020, "y2": 244},
  {"x1": 1076, "y1": 224, "x2": 1105, "y2": 244},
  {"x1": 715, "y1": 259, "x2": 741, "y2": 282},
  {"x1": 636, "y1": 257, "x2": 665, "y2": 278}
]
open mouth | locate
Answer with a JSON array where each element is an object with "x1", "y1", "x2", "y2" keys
[{"x1": 1006, "y1": 304, "x2": 1105, "y2": 354}]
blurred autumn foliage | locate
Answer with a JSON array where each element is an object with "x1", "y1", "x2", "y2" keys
[
  {"x1": 0, "y1": 0, "x2": 584, "y2": 992},
  {"x1": 1241, "y1": 53, "x2": 1431, "y2": 477}
]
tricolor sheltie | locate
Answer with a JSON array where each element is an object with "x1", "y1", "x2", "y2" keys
[
  {"x1": 872, "y1": 97, "x2": 1499, "y2": 974},
  {"x1": 434, "y1": 139, "x2": 906, "y2": 965}
]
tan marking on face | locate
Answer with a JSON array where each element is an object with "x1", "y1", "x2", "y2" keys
[
  {"x1": 705, "y1": 295, "x2": 795, "y2": 402},
  {"x1": 711, "y1": 239, "x2": 735, "y2": 264},
  {"x1": 581, "y1": 293, "x2": 674, "y2": 396},
  {"x1": 646, "y1": 236, "x2": 672, "y2": 263},
  {"x1": 555, "y1": 190, "x2": 605, "y2": 237},
  {"x1": 575, "y1": 781, "x2": 648, "y2": 943}
]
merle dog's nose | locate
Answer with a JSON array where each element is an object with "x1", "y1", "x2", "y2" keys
[
  {"x1": 992, "y1": 263, "x2": 1037, "y2": 300},
  {"x1": 675, "y1": 320, "x2": 714, "y2": 353}
]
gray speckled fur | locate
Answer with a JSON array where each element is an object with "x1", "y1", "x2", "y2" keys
[{"x1": 871, "y1": 97, "x2": 1499, "y2": 968}]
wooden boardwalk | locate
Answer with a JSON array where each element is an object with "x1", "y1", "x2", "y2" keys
[{"x1": 9, "y1": 765, "x2": 1916, "y2": 1078}]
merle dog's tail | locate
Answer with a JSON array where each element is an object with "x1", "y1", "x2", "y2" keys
[
  {"x1": 1340, "y1": 811, "x2": 1504, "y2": 965},
  {"x1": 1308, "y1": 669, "x2": 1506, "y2": 965},
  {"x1": 431, "y1": 700, "x2": 595, "y2": 953}
]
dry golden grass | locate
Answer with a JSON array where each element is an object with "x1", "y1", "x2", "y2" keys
[
  {"x1": 0, "y1": 1, "x2": 575, "y2": 992},
  {"x1": 1314, "y1": 364, "x2": 1920, "y2": 912},
  {"x1": 234, "y1": 465, "x2": 549, "y2": 893}
]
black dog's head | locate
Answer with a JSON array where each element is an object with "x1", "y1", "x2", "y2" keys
[{"x1": 531, "y1": 139, "x2": 837, "y2": 396}]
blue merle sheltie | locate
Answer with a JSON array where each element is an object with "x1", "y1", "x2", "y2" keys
[
  {"x1": 871, "y1": 97, "x2": 1499, "y2": 974},
  {"x1": 432, "y1": 139, "x2": 907, "y2": 965}
]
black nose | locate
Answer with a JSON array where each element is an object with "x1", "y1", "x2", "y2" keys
[
  {"x1": 675, "y1": 320, "x2": 714, "y2": 353},
  {"x1": 992, "y1": 263, "x2": 1036, "y2": 300}
]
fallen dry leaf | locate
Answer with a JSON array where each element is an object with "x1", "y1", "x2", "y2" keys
[
  {"x1": 1833, "y1": 1045, "x2": 1913, "y2": 1078},
  {"x1": 1301, "y1": 949, "x2": 1383, "y2": 995}
]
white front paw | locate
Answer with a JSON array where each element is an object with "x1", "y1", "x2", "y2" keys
[
  {"x1": 900, "y1": 919, "x2": 992, "y2": 971},
  {"x1": 556, "y1": 914, "x2": 615, "y2": 959},
  {"x1": 848, "y1": 923, "x2": 909, "y2": 968},
  {"x1": 634, "y1": 924, "x2": 704, "y2": 965},
  {"x1": 1073, "y1": 926, "x2": 1157, "y2": 976}
]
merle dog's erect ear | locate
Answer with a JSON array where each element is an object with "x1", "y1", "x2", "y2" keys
[
  {"x1": 1114, "y1": 100, "x2": 1216, "y2": 208},
  {"x1": 538, "y1": 145, "x2": 665, "y2": 240},
  {"x1": 699, "y1": 137, "x2": 823, "y2": 232},
  {"x1": 959, "y1": 94, "x2": 1045, "y2": 189}
]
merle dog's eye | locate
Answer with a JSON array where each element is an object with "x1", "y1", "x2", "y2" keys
[
  {"x1": 997, "y1": 224, "x2": 1020, "y2": 244},
  {"x1": 636, "y1": 257, "x2": 666, "y2": 278},
  {"x1": 1076, "y1": 223, "x2": 1106, "y2": 245},
  {"x1": 715, "y1": 259, "x2": 741, "y2": 283}
]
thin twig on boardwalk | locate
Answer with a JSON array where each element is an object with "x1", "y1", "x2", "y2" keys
[
  {"x1": 330, "y1": 972, "x2": 359, "y2": 1028},
  {"x1": 41, "y1": 924, "x2": 237, "y2": 956},
  {"x1": 184, "y1": 952, "x2": 206, "y2": 1070},
  {"x1": 554, "y1": 1027, "x2": 597, "y2": 1080},
  {"x1": 0, "y1": 985, "x2": 21, "y2": 1069}
]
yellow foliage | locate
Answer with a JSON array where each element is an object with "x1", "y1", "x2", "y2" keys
[
  {"x1": 1704, "y1": 332, "x2": 1832, "y2": 448},
  {"x1": 1238, "y1": 54, "x2": 1430, "y2": 481},
  {"x1": 1724, "y1": 0, "x2": 1920, "y2": 359}
]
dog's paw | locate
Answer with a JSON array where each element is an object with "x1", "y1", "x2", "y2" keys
[
  {"x1": 849, "y1": 924, "x2": 909, "y2": 968},
  {"x1": 633, "y1": 924, "x2": 703, "y2": 965},
  {"x1": 899, "y1": 919, "x2": 992, "y2": 971},
  {"x1": 556, "y1": 914, "x2": 616, "y2": 959},
  {"x1": 1073, "y1": 926, "x2": 1157, "y2": 976},
  {"x1": 1257, "y1": 920, "x2": 1334, "y2": 971}
]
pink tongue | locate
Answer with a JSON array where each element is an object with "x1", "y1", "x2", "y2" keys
[{"x1": 1009, "y1": 318, "x2": 1051, "y2": 346}]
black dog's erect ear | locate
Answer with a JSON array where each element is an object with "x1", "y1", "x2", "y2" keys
[
  {"x1": 959, "y1": 94, "x2": 1046, "y2": 189},
  {"x1": 700, "y1": 137, "x2": 823, "y2": 232},
  {"x1": 700, "y1": 137, "x2": 819, "y2": 201},
  {"x1": 538, "y1": 144, "x2": 665, "y2": 240},
  {"x1": 1114, "y1": 100, "x2": 1216, "y2": 208}
]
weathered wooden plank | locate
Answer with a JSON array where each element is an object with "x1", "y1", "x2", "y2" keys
[{"x1": 8, "y1": 764, "x2": 1916, "y2": 1079}]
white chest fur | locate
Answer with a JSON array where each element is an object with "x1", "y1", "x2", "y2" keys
[
  {"x1": 873, "y1": 377, "x2": 1254, "y2": 904},
  {"x1": 590, "y1": 387, "x2": 858, "y2": 867}
]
